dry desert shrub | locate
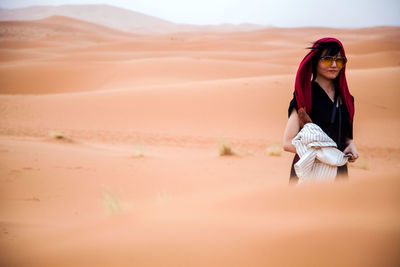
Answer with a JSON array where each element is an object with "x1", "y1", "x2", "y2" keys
[
  {"x1": 101, "y1": 192, "x2": 122, "y2": 216},
  {"x1": 349, "y1": 156, "x2": 369, "y2": 170},
  {"x1": 266, "y1": 144, "x2": 283, "y2": 157},
  {"x1": 131, "y1": 143, "x2": 145, "y2": 158},
  {"x1": 49, "y1": 131, "x2": 73, "y2": 142},
  {"x1": 218, "y1": 137, "x2": 237, "y2": 156}
]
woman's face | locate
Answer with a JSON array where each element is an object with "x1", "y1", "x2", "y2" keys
[{"x1": 316, "y1": 49, "x2": 344, "y2": 81}]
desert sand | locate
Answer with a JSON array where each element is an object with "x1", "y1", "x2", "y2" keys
[{"x1": 0, "y1": 14, "x2": 399, "y2": 267}]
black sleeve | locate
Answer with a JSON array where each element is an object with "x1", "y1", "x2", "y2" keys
[
  {"x1": 348, "y1": 95, "x2": 354, "y2": 139},
  {"x1": 288, "y1": 92, "x2": 298, "y2": 117},
  {"x1": 348, "y1": 123, "x2": 353, "y2": 140}
]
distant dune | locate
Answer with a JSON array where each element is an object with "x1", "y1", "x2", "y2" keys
[
  {"x1": 0, "y1": 4, "x2": 266, "y2": 34},
  {"x1": 0, "y1": 15, "x2": 136, "y2": 42}
]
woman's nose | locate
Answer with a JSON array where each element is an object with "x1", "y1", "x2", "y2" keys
[{"x1": 331, "y1": 60, "x2": 337, "y2": 67}]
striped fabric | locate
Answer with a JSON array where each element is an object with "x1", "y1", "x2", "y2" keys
[{"x1": 292, "y1": 123, "x2": 348, "y2": 185}]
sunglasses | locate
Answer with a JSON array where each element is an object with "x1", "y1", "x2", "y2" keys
[{"x1": 320, "y1": 56, "x2": 347, "y2": 68}]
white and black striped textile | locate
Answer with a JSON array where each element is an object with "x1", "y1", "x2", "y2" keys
[{"x1": 292, "y1": 123, "x2": 348, "y2": 185}]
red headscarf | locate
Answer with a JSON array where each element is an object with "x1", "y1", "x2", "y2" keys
[{"x1": 294, "y1": 37, "x2": 354, "y2": 124}]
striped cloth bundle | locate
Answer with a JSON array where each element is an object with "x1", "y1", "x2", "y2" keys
[{"x1": 292, "y1": 123, "x2": 348, "y2": 184}]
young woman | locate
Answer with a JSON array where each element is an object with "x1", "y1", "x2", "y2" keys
[{"x1": 283, "y1": 37, "x2": 358, "y2": 184}]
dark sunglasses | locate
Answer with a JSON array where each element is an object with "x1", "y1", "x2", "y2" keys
[{"x1": 320, "y1": 56, "x2": 347, "y2": 68}]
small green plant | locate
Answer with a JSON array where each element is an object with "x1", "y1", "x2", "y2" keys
[
  {"x1": 266, "y1": 144, "x2": 283, "y2": 157},
  {"x1": 218, "y1": 137, "x2": 236, "y2": 156}
]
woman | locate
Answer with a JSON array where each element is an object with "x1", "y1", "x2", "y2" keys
[{"x1": 283, "y1": 37, "x2": 358, "y2": 184}]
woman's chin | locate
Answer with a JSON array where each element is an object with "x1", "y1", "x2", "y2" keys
[
  {"x1": 328, "y1": 71, "x2": 340, "y2": 79},
  {"x1": 325, "y1": 73, "x2": 339, "y2": 80}
]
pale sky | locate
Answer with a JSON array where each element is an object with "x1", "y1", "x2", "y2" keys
[{"x1": 0, "y1": 0, "x2": 399, "y2": 28}]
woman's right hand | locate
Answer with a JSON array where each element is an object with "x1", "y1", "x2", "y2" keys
[{"x1": 343, "y1": 140, "x2": 359, "y2": 162}]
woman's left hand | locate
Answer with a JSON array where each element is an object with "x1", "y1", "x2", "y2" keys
[{"x1": 343, "y1": 140, "x2": 359, "y2": 162}]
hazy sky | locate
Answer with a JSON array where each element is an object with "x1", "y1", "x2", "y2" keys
[{"x1": 0, "y1": 0, "x2": 399, "y2": 28}]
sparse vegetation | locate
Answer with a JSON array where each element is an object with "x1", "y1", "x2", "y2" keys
[
  {"x1": 101, "y1": 192, "x2": 122, "y2": 216},
  {"x1": 218, "y1": 138, "x2": 236, "y2": 156},
  {"x1": 131, "y1": 143, "x2": 145, "y2": 158},
  {"x1": 49, "y1": 131, "x2": 73, "y2": 142},
  {"x1": 349, "y1": 156, "x2": 369, "y2": 170},
  {"x1": 266, "y1": 144, "x2": 283, "y2": 157}
]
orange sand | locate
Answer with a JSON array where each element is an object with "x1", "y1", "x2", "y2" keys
[{"x1": 0, "y1": 15, "x2": 399, "y2": 267}]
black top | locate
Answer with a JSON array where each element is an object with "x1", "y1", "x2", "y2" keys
[{"x1": 288, "y1": 81, "x2": 353, "y2": 151}]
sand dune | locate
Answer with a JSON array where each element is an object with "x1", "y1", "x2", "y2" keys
[
  {"x1": 0, "y1": 4, "x2": 265, "y2": 34},
  {"x1": 0, "y1": 136, "x2": 399, "y2": 267},
  {"x1": 0, "y1": 4, "x2": 176, "y2": 33},
  {"x1": 0, "y1": 15, "x2": 135, "y2": 41},
  {"x1": 1, "y1": 18, "x2": 399, "y2": 96},
  {"x1": 0, "y1": 14, "x2": 399, "y2": 267}
]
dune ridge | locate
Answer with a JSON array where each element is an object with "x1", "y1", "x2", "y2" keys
[{"x1": 0, "y1": 4, "x2": 265, "y2": 34}]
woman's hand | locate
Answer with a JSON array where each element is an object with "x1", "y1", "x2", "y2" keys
[{"x1": 343, "y1": 139, "x2": 359, "y2": 162}]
